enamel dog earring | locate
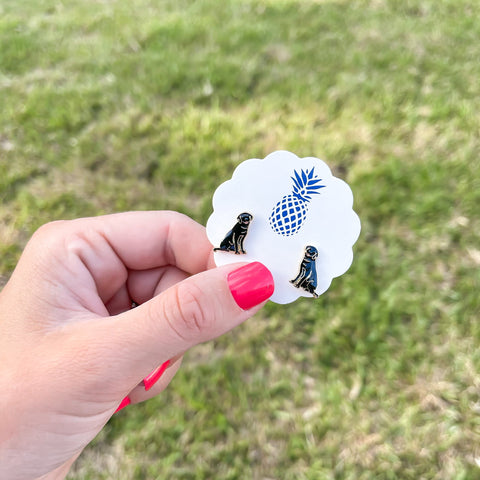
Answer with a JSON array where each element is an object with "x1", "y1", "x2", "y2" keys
[
  {"x1": 213, "y1": 212, "x2": 253, "y2": 255},
  {"x1": 290, "y1": 245, "x2": 319, "y2": 298}
]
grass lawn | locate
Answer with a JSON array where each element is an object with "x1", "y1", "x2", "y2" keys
[{"x1": 1, "y1": 0, "x2": 479, "y2": 478}]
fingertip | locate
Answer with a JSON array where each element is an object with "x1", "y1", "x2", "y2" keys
[
  {"x1": 207, "y1": 251, "x2": 216, "y2": 269},
  {"x1": 227, "y1": 262, "x2": 274, "y2": 310},
  {"x1": 143, "y1": 359, "x2": 171, "y2": 391},
  {"x1": 114, "y1": 396, "x2": 131, "y2": 413}
]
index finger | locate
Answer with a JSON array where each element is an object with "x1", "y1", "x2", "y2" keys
[
  {"x1": 11, "y1": 211, "x2": 216, "y2": 313},
  {"x1": 95, "y1": 211, "x2": 214, "y2": 274}
]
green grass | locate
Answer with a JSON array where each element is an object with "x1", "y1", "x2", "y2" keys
[{"x1": 1, "y1": 0, "x2": 480, "y2": 478}]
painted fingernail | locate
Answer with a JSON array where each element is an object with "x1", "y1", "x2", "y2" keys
[
  {"x1": 143, "y1": 360, "x2": 171, "y2": 391},
  {"x1": 115, "y1": 396, "x2": 131, "y2": 413},
  {"x1": 227, "y1": 262, "x2": 274, "y2": 310}
]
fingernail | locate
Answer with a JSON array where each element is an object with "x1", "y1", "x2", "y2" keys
[
  {"x1": 228, "y1": 262, "x2": 274, "y2": 310},
  {"x1": 115, "y1": 396, "x2": 131, "y2": 413},
  {"x1": 143, "y1": 360, "x2": 171, "y2": 391}
]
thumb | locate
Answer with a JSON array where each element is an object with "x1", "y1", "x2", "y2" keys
[{"x1": 97, "y1": 262, "x2": 274, "y2": 386}]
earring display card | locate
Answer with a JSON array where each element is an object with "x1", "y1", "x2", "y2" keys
[{"x1": 206, "y1": 150, "x2": 361, "y2": 304}]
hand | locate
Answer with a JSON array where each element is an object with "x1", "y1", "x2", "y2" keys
[{"x1": 0, "y1": 211, "x2": 274, "y2": 480}]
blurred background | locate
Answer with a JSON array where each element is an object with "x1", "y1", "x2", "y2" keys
[{"x1": 1, "y1": 0, "x2": 479, "y2": 478}]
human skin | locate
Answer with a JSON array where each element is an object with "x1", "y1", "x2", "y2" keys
[{"x1": 0, "y1": 211, "x2": 274, "y2": 480}]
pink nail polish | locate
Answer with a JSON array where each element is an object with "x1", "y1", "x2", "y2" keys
[
  {"x1": 115, "y1": 396, "x2": 131, "y2": 413},
  {"x1": 227, "y1": 262, "x2": 274, "y2": 310},
  {"x1": 143, "y1": 360, "x2": 171, "y2": 391}
]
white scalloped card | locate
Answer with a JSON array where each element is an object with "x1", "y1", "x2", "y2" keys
[{"x1": 206, "y1": 151, "x2": 361, "y2": 304}]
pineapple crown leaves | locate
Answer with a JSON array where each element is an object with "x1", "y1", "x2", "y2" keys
[{"x1": 291, "y1": 167, "x2": 325, "y2": 202}]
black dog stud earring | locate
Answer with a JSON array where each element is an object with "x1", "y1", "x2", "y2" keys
[
  {"x1": 213, "y1": 212, "x2": 253, "y2": 254},
  {"x1": 290, "y1": 245, "x2": 319, "y2": 298}
]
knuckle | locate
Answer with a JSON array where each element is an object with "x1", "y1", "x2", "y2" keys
[
  {"x1": 33, "y1": 220, "x2": 67, "y2": 239},
  {"x1": 29, "y1": 220, "x2": 67, "y2": 250},
  {"x1": 163, "y1": 282, "x2": 214, "y2": 342},
  {"x1": 24, "y1": 221, "x2": 68, "y2": 262}
]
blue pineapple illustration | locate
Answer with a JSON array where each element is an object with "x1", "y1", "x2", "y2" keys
[{"x1": 269, "y1": 167, "x2": 325, "y2": 236}]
